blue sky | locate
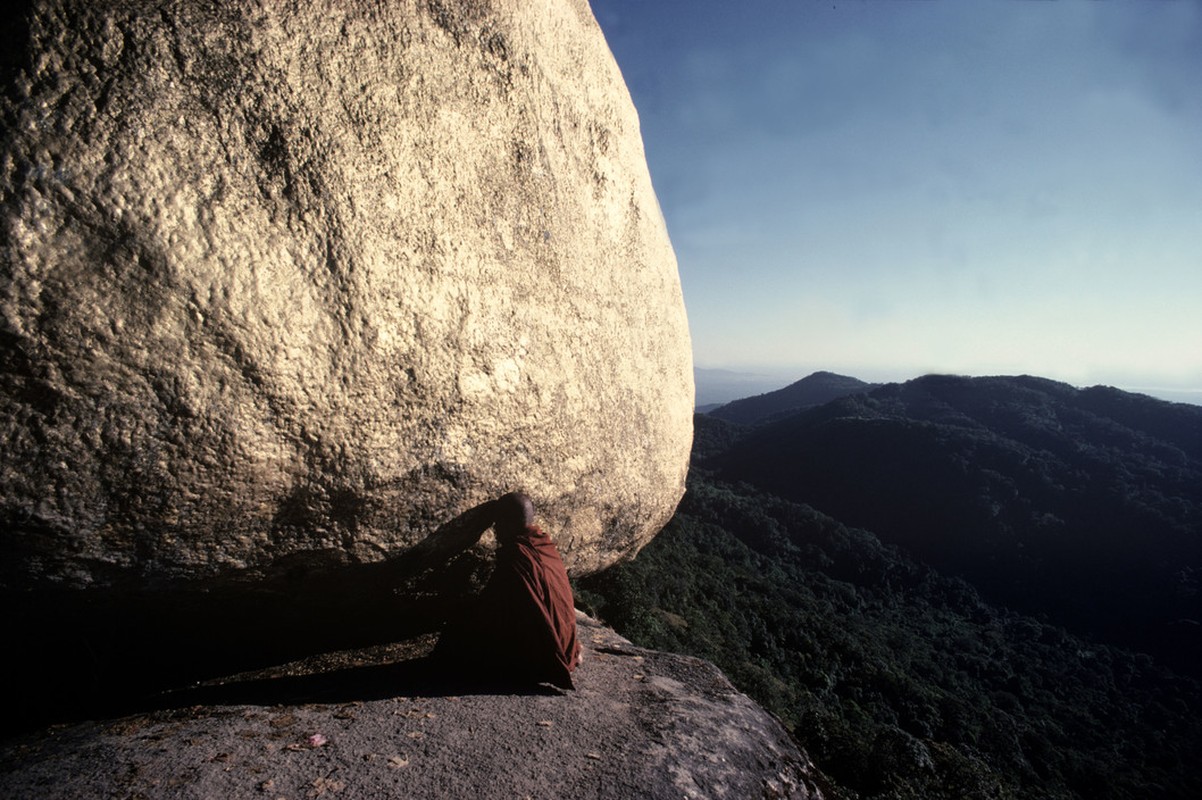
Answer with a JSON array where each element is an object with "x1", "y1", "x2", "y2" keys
[{"x1": 589, "y1": 0, "x2": 1202, "y2": 404}]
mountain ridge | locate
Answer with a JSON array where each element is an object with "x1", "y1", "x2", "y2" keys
[{"x1": 713, "y1": 373, "x2": 1202, "y2": 675}]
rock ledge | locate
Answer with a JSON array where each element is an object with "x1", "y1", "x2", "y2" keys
[{"x1": 0, "y1": 615, "x2": 826, "y2": 799}]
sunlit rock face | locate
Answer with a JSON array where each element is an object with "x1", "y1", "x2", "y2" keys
[{"x1": 0, "y1": 0, "x2": 693, "y2": 595}]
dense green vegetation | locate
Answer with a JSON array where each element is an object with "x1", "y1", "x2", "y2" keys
[
  {"x1": 578, "y1": 398, "x2": 1202, "y2": 799},
  {"x1": 717, "y1": 375, "x2": 1202, "y2": 674}
]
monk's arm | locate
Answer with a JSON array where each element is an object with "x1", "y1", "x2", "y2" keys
[{"x1": 378, "y1": 500, "x2": 498, "y2": 582}]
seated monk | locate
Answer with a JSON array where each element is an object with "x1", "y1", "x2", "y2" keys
[{"x1": 434, "y1": 492, "x2": 582, "y2": 689}]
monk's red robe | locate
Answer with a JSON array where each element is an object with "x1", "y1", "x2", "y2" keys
[{"x1": 438, "y1": 525, "x2": 581, "y2": 689}]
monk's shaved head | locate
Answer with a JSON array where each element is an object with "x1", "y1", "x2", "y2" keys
[{"x1": 494, "y1": 492, "x2": 535, "y2": 540}]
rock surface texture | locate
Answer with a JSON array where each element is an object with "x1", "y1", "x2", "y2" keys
[
  {"x1": 0, "y1": 0, "x2": 692, "y2": 594},
  {"x1": 0, "y1": 616, "x2": 827, "y2": 800}
]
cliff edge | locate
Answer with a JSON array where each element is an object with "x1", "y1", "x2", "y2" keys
[{"x1": 0, "y1": 615, "x2": 827, "y2": 799}]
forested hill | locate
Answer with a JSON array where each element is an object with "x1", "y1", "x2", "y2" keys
[
  {"x1": 579, "y1": 410, "x2": 1202, "y2": 798},
  {"x1": 707, "y1": 370, "x2": 881, "y2": 426},
  {"x1": 713, "y1": 374, "x2": 1202, "y2": 676}
]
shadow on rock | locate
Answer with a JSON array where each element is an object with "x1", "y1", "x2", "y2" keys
[
  {"x1": 150, "y1": 655, "x2": 563, "y2": 714},
  {"x1": 4, "y1": 503, "x2": 504, "y2": 736}
]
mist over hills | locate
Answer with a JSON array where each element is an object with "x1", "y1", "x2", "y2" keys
[
  {"x1": 581, "y1": 372, "x2": 1202, "y2": 798},
  {"x1": 693, "y1": 367, "x2": 805, "y2": 408}
]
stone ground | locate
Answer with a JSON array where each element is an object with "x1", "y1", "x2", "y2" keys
[{"x1": 0, "y1": 614, "x2": 827, "y2": 799}]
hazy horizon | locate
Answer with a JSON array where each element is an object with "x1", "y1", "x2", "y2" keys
[
  {"x1": 694, "y1": 364, "x2": 1202, "y2": 408},
  {"x1": 591, "y1": 1, "x2": 1202, "y2": 403}
]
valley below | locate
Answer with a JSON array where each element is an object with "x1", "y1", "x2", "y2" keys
[{"x1": 580, "y1": 373, "x2": 1202, "y2": 799}]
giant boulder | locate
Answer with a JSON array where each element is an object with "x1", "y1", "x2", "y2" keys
[
  {"x1": 0, "y1": 0, "x2": 692, "y2": 594},
  {"x1": 0, "y1": 0, "x2": 692, "y2": 713}
]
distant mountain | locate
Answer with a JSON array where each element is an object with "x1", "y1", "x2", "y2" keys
[
  {"x1": 707, "y1": 371, "x2": 881, "y2": 426},
  {"x1": 712, "y1": 374, "x2": 1202, "y2": 675},
  {"x1": 693, "y1": 367, "x2": 802, "y2": 407}
]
